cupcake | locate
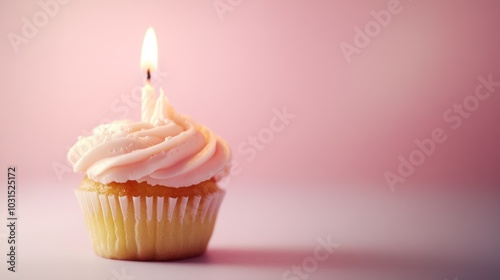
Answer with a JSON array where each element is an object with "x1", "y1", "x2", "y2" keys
[{"x1": 68, "y1": 89, "x2": 231, "y2": 261}]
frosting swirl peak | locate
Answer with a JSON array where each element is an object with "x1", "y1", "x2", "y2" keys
[{"x1": 67, "y1": 90, "x2": 230, "y2": 187}]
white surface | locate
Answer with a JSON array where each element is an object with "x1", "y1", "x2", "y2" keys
[{"x1": 1, "y1": 181, "x2": 500, "y2": 280}]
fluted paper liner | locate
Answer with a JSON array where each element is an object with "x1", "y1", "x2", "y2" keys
[{"x1": 75, "y1": 189, "x2": 225, "y2": 260}]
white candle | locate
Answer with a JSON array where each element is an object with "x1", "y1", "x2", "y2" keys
[
  {"x1": 141, "y1": 82, "x2": 155, "y2": 122},
  {"x1": 140, "y1": 27, "x2": 158, "y2": 123}
]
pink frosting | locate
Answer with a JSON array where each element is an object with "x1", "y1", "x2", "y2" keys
[{"x1": 67, "y1": 92, "x2": 230, "y2": 187}]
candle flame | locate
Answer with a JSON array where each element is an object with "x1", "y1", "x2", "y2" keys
[{"x1": 141, "y1": 27, "x2": 158, "y2": 74}]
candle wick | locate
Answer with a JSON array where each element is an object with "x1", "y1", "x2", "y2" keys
[{"x1": 147, "y1": 68, "x2": 151, "y2": 81}]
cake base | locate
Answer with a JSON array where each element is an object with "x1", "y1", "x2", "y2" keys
[{"x1": 75, "y1": 177, "x2": 224, "y2": 261}]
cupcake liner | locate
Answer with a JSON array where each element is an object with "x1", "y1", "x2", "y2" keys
[{"x1": 75, "y1": 189, "x2": 224, "y2": 260}]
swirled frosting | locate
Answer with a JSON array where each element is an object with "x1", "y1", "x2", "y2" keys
[{"x1": 67, "y1": 91, "x2": 231, "y2": 188}]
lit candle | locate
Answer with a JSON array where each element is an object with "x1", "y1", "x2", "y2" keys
[{"x1": 140, "y1": 27, "x2": 158, "y2": 123}]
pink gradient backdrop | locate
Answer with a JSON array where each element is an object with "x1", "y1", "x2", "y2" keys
[
  {"x1": 2, "y1": 2, "x2": 500, "y2": 279},
  {"x1": 1, "y1": 0, "x2": 500, "y2": 189}
]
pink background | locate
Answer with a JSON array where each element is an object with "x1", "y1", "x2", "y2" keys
[
  {"x1": 0, "y1": 0, "x2": 500, "y2": 190},
  {"x1": 1, "y1": 0, "x2": 500, "y2": 189},
  {"x1": 2, "y1": 1, "x2": 500, "y2": 279}
]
